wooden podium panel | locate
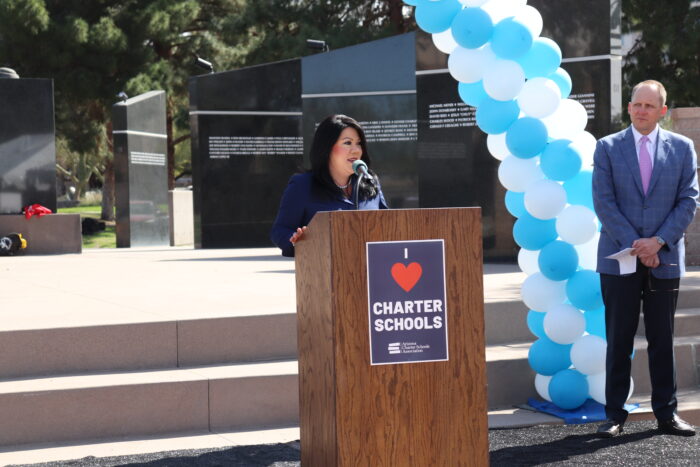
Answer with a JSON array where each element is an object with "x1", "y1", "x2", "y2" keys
[{"x1": 295, "y1": 208, "x2": 487, "y2": 466}]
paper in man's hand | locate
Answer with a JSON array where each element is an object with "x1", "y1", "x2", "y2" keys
[{"x1": 605, "y1": 248, "x2": 637, "y2": 274}]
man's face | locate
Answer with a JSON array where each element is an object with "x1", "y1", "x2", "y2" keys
[{"x1": 628, "y1": 84, "x2": 668, "y2": 135}]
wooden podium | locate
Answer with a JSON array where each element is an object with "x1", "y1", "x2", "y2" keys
[{"x1": 295, "y1": 208, "x2": 488, "y2": 466}]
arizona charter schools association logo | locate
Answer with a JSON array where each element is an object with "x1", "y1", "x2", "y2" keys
[{"x1": 366, "y1": 240, "x2": 449, "y2": 365}]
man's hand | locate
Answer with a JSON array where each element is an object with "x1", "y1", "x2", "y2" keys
[
  {"x1": 639, "y1": 253, "x2": 660, "y2": 268},
  {"x1": 632, "y1": 237, "x2": 662, "y2": 258}
]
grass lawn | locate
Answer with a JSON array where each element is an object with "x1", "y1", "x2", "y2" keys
[{"x1": 58, "y1": 205, "x2": 116, "y2": 248}]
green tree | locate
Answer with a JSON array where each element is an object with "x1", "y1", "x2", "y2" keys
[
  {"x1": 622, "y1": 0, "x2": 700, "y2": 108},
  {"x1": 224, "y1": 0, "x2": 415, "y2": 67}
]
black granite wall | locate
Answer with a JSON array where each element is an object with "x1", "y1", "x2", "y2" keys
[
  {"x1": 113, "y1": 90, "x2": 170, "y2": 247},
  {"x1": 189, "y1": 59, "x2": 303, "y2": 248},
  {"x1": 0, "y1": 78, "x2": 57, "y2": 214}
]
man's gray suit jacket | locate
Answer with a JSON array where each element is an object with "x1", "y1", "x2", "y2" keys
[{"x1": 592, "y1": 126, "x2": 699, "y2": 279}]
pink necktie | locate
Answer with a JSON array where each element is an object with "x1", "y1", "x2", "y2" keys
[{"x1": 639, "y1": 135, "x2": 652, "y2": 194}]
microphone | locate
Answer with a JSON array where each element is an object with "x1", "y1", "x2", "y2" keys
[{"x1": 352, "y1": 160, "x2": 374, "y2": 180}]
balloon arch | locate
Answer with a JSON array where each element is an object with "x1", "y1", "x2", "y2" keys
[{"x1": 404, "y1": 0, "x2": 632, "y2": 410}]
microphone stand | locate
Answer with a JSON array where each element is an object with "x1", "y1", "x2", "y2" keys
[{"x1": 354, "y1": 173, "x2": 364, "y2": 210}]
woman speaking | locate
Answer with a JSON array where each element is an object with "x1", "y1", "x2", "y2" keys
[{"x1": 270, "y1": 114, "x2": 388, "y2": 256}]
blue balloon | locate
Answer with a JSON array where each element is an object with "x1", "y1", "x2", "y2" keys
[
  {"x1": 548, "y1": 67, "x2": 572, "y2": 99},
  {"x1": 506, "y1": 117, "x2": 548, "y2": 158},
  {"x1": 458, "y1": 80, "x2": 489, "y2": 107},
  {"x1": 513, "y1": 212, "x2": 558, "y2": 250},
  {"x1": 566, "y1": 269, "x2": 604, "y2": 311},
  {"x1": 403, "y1": 0, "x2": 421, "y2": 5},
  {"x1": 549, "y1": 369, "x2": 589, "y2": 409},
  {"x1": 491, "y1": 18, "x2": 533, "y2": 60},
  {"x1": 517, "y1": 37, "x2": 562, "y2": 79},
  {"x1": 475, "y1": 97, "x2": 520, "y2": 134},
  {"x1": 505, "y1": 190, "x2": 526, "y2": 217},
  {"x1": 538, "y1": 240, "x2": 579, "y2": 281},
  {"x1": 528, "y1": 337, "x2": 572, "y2": 376},
  {"x1": 540, "y1": 139, "x2": 582, "y2": 181},
  {"x1": 563, "y1": 170, "x2": 594, "y2": 210},
  {"x1": 527, "y1": 310, "x2": 546, "y2": 338},
  {"x1": 415, "y1": 0, "x2": 462, "y2": 34},
  {"x1": 451, "y1": 7, "x2": 493, "y2": 49},
  {"x1": 585, "y1": 307, "x2": 606, "y2": 338}
]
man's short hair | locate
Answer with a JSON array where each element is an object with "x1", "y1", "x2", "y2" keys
[{"x1": 631, "y1": 80, "x2": 667, "y2": 107}]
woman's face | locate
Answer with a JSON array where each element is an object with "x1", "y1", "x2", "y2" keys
[{"x1": 328, "y1": 127, "x2": 363, "y2": 182}]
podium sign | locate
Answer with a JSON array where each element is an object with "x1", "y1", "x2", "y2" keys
[{"x1": 367, "y1": 239, "x2": 448, "y2": 365}]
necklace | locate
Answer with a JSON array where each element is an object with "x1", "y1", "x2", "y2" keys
[{"x1": 335, "y1": 181, "x2": 350, "y2": 189}]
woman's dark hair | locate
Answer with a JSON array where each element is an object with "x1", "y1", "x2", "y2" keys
[{"x1": 309, "y1": 114, "x2": 379, "y2": 201}]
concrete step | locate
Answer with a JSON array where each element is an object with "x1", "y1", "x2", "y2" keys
[
  {"x1": 0, "y1": 314, "x2": 298, "y2": 380},
  {"x1": 638, "y1": 307, "x2": 700, "y2": 338},
  {"x1": 0, "y1": 361, "x2": 298, "y2": 447},
  {"x1": 1, "y1": 338, "x2": 697, "y2": 449},
  {"x1": 485, "y1": 335, "x2": 700, "y2": 408}
]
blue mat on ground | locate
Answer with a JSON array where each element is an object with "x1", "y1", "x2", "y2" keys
[{"x1": 527, "y1": 398, "x2": 640, "y2": 424}]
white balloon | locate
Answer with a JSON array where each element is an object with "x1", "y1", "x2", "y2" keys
[
  {"x1": 432, "y1": 29, "x2": 459, "y2": 55},
  {"x1": 518, "y1": 248, "x2": 540, "y2": 274},
  {"x1": 516, "y1": 5, "x2": 543, "y2": 38},
  {"x1": 544, "y1": 303, "x2": 585, "y2": 344},
  {"x1": 574, "y1": 232, "x2": 600, "y2": 270},
  {"x1": 498, "y1": 155, "x2": 544, "y2": 192},
  {"x1": 517, "y1": 77, "x2": 561, "y2": 118},
  {"x1": 587, "y1": 372, "x2": 634, "y2": 405},
  {"x1": 571, "y1": 335, "x2": 607, "y2": 375},
  {"x1": 628, "y1": 377, "x2": 635, "y2": 401},
  {"x1": 524, "y1": 179, "x2": 567, "y2": 220},
  {"x1": 541, "y1": 99, "x2": 589, "y2": 140},
  {"x1": 448, "y1": 45, "x2": 496, "y2": 84},
  {"x1": 521, "y1": 272, "x2": 567, "y2": 312},
  {"x1": 482, "y1": 0, "x2": 527, "y2": 23},
  {"x1": 556, "y1": 205, "x2": 598, "y2": 245},
  {"x1": 487, "y1": 132, "x2": 511, "y2": 160},
  {"x1": 460, "y1": 0, "x2": 489, "y2": 6},
  {"x1": 483, "y1": 59, "x2": 525, "y2": 101},
  {"x1": 587, "y1": 372, "x2": 606, "y2": 404},
  {"x1": 570, "y1": 131, "x2": 597, "y2": 169},
  {"x1": 535, "y1": 373, "x2": 552, "y2": 402}
]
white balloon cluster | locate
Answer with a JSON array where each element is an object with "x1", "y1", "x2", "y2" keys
[{"x1": 405, "y1": 0, "x2": 633, "y2": 409}]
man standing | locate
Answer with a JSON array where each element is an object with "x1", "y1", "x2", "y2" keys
[{"x1": 592, "y1": 80, "x2": 699, "y2": 437}]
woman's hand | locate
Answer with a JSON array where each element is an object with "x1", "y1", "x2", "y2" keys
[{"x1": 290, "y1": 226, "x2": 308, "y2": 246}]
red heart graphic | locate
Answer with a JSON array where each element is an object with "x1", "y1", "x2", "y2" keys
[{"x1": 391, "y1": 262, "x2": 423, "y2": 292}]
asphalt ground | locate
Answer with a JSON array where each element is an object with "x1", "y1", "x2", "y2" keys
[{"x1": 12, "y1": 421, "x2": 698, "y2": 467}]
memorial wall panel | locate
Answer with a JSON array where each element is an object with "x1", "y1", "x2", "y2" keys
[
  {"x1": 113, "y1": 91, "x2": 170, "y2": 247},
  {"x1": 189, "y1": 59, "x2": 302, "y2": 248},
  {"x1": 0, "y1": 79, "x2": 56, "y2": 214}
]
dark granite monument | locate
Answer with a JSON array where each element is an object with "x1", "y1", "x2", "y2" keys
[
  {"x1": 0, "y1": 78, "x2": 57, "y2": 214},
  {"x1": 0, "y1": 75, "x2": 81, "y2": 254},
  {"x1": 189, "y1": 60, "x2": 303, "y2": 248},
  {"x1": 188, "y1": 0, "x2": 620, "y2": 261},
  {"x1": 113, "y1": 91, "x2": 170, "y2": 247}
]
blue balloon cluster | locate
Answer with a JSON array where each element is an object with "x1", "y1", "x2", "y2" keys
[{"x1": 405, "y1": 0, "x2": 607, "y2": 411}]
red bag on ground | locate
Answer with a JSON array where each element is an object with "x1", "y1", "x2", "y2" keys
[{"x1": 23, "y1": 204, "x2": 53, "y2": 219}]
